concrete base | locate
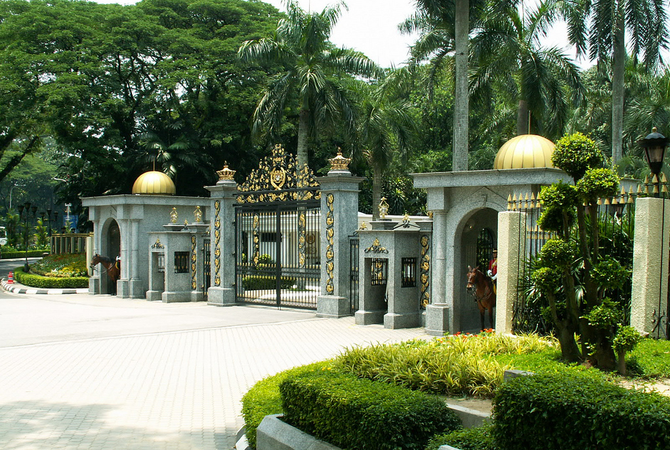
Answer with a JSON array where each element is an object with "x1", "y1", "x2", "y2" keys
[
  {"x1": 207, "y1": 287, "x2": 236, "y2": 306},
  {"x1": 190, "y1": 291, "x2": 205, "y2": 302},
  {"x1": 425, "y1": 304, "x2": 450, "y2": 336},
  {"x1": 257, "y1": 415, "x2": 341, "y2": 450},
  {"x1": 316, "y1": 295, "x2": 351, "y2": 318},
  {"x1": 162, "y1": 291, "x2": 193, "y2": 303},
  {"x1": 146, "y1": 290, "x2": 162, "y2": 301},
  {"x1": 354, "y1": 309, "x2": 385, "y2": 325},
  {"x1": 117, "y1": 279, "x2": 130, "y2": 298},
  {"x1": 383, "y1": 312, "x2": 421, "y2": 329},
  {"x1": 89, "y1": 276, "x2": 101, "y2": 295},
  {"x1": 129, "y1": 278, "x2": 144, "y2": 298}
]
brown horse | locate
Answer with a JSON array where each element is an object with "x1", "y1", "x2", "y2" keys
[
  {"x1": 90, "y1": 254, "x2": 120, "y2": 285},
  {"x1": 466, "y1": 266, "x2": 496, "y2": 330}
]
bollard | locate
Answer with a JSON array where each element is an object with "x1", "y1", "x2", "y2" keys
[{"x1": 7, "y1": 271, "x2": 13, "y2": 284}]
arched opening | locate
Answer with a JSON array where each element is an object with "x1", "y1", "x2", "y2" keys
[
  {"x1": 96, "y1": 219, "x2": 120, "y2": 295},
  {"x1": 458, "y1": 208, "x2": 497, "y2": 332}
]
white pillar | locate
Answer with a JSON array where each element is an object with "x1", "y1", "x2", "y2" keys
[
  {"x1": 496, "y1": 211, "x2": 526, "y2": 334},
  {"x1": 631, "y1": 197, "x2": 670, "y2": 336}
]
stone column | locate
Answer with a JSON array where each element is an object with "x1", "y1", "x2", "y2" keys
[
  {"x1": 316, "y1": 168, "x2": 364, "y2": 318},
  {"x1": 129, "y1": 219, "x2": 144, "y2": 298},
  {"x1": 496, "y1": 211, "x2": 526, "y2": 334},
  {"x1": 631, "y1": 197, "x2": 670, "y2": 335},
  {"x1": 205, "y1": 169, "x2": 238, "y2": 306},
  {"x1": 88, "y1": 206, "x2": 102, "y2": 295},
  {"x1": 425, "y1": 209, "x2": 449, "y2": 336}
]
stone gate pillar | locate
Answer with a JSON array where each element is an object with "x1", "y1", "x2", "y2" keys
[
  {"x1": 317, "y1": 154, "x2": 364, "y2": 318},
  {"x1": 496, "y1": 210, "x2": 526, "y2": 334},
  {"x1": 205, "y1": 164, "x2": 238, "y2": 306},
  {"x1": 631, "y1": 197, "x2": 670, "y2": 336}
]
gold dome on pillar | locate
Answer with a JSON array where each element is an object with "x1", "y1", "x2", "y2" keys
[
  {"x1": 132, "y1": 171, "x2": 176, "y2": 195},
  {"x1": 493, "y1": 134, "x2": 555, "y2": 170}
]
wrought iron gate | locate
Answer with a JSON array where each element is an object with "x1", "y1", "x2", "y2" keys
[
  {"x1": 202, "y1": 238, "x2": 210, "y2": 299},
  {"x1": 234, "y1": 145, "x2": 321, "y2": 309}
]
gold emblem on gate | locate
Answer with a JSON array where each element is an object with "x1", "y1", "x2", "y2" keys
[{"x1": 270, "y1": 168, "x2": 286, "y2": 189}]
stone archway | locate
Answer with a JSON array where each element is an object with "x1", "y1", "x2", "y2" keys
[
  {"x1": 457, "y1": 208, "x2": 498, "y2": 332},
  {"x1": 96, "y1": 218, "x2": 120, "y2": 294}
]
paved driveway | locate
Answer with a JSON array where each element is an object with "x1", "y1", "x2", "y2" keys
[{"x1": 0, "y1": 291, "x2": 427, "y2": 449}]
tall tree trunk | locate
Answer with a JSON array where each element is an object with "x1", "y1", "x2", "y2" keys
[
  {"x1": 611, "y1": 16, "x2": 625, "y2": 165},
  {"x1": 453, "y1": 0, "x2": 469, "y2": 171},
  {"x1": 371, "y1": 163, "x2": 383, "y2": 221},
  {"x1": 296, "y1": 108, "x2": 310, "y2": 169},
  {"x1": 517, "y1": 99, "x2": 530, "y2": 135}
]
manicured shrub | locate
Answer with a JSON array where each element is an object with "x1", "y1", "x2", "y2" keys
[
  {"x1": 492, "y1": 373, "x2": 670, "y2": 450},
  {"x1": 241, "y1": 362, "x2": 330, "y2": 449},
  {"x1": 426, "y1": 422, "x2": 498, "y2": 450},
  {"x1": 335, "y1": 333, "x2": 556, "y2": 397},
  {"x1": 241, "y1": 275, "x2": 296, "y2": 290},
  {"x1": 14, "y1": 267, "x2": 89, "y2": 288},
  {"x1": 280, "y1": 369, "x2": 461, "y2": 450}
]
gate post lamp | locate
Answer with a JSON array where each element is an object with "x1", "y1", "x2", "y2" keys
[{"x1": 640, "y1": 127, "x2": 668, "y2": 197}]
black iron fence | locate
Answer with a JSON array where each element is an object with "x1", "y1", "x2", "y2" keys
[{"x1": 235, "y1": 202, "x2": 320, "y2": 309}]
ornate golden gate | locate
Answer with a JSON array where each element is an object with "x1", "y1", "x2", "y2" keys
[{"x1": 235, "y1": 145, "x2": 321, "y2": 309}]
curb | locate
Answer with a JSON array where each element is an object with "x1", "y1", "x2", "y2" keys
[{"x1": 1, "y1": 280, "x2": 89, "y2": 295}]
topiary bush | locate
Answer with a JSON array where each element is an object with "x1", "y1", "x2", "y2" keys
[
  {"x1": 492, "y1": 373, "x2": 670, "y2": 450},
  {"x1": 280, "y1": 369, "x2": 461, "y2": 450}
]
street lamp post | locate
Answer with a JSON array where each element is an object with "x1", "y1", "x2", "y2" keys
[{"x1": 640, "y1": 127, "x2": 669, "y2": 197}]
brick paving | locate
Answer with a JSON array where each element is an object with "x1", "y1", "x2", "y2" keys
[{"x1": 0, "y1": 290, "x2": 427, "y2": 449}]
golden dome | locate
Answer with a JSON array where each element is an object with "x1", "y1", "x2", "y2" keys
[
  {"x1": 493, "y1": 134, "x2": 555, "y2": 170},
  {"x1": 132, "y1": 171, "x2": 176, "y2": 195}
]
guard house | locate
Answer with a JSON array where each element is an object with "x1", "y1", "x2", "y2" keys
[
  {"x1": 83, "y1": 170, "x2": 209, "y2": 299},
  {"x1": 413, "y1": 134, "x2": 572, "y2": 334}
]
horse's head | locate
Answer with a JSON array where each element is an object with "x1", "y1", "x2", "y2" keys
[
  {"x1": 90, "y1": 254, "x2": 100, "y2": 268},
  {"x1": 466, "y1": 266, "x2": 481, "y2": 296}
]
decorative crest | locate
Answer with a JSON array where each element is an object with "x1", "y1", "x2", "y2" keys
[
  {"x1": 329, "y1": 149, "x2": 351, "y2": 171},
  {"x1": 170, "y1": 207, "x2": 178, "y2": 224},
  {"x1": 365, "y1": 238, "x2": 389, "y2": 254},
  {"x1": 194, "y1": 206, "x2": 202, "y2": 223},
  {"x1": 237, "y1": 144, "x2": 320, "y2": 204},
  {"x1": 217, "y1": 162, "x2": 236, "y2": 181}
]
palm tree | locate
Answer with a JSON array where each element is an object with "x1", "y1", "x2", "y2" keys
[
  {"x1": 238, "y1": 0, "x2": 379, "y2": 169},
  {"x1": 401, "y1": 0, "x2": 518, "y2": 171},
  {"x1": 559, "y1": 0, "x2": 668, "y2": 164},
  {"x1": 354, "y1": 70, "x2": 417, "y2": 219},
  {"x1": 470, "y1": 1, "x2": 584, "y2": 139}
]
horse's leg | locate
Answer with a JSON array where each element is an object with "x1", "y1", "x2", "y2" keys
[
  {"x1": 479, "y1": 306, "x2": 485, "y2": 331},
  {"x1": 488, "y1": 306, "x2": 494, "y2": 329}
]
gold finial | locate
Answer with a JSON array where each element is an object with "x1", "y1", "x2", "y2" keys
[
  {"x1": 216, "y1": 162, "x2": 236, "y2": 181},
  {"x1": 378, "y1": 197, "x2": 389, "y2": 219},
  {"x1": 170, "y1": 207, "x2": 178, "y2": 224},
  {"x1": 427, "y1": 211, "x2": 433, "y2": 219},
  {"x1": 360, "y1": 221, "x2": 367, "y2": 230},
  {"x1": 184, "y1": 219, "x2": 189, "y2": 226},
  {"x1": 329, "y1": 148, "x2": 351, "y2": 171},
  {"x1": 194, "y1": 205, "x2": 202, "y2": 223},
  {"x1": 402, "y1": 213, "x2": 411, "y2": 226}
]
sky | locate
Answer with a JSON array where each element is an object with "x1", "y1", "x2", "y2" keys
[{"x1": 263, "y1": 0, "x2": 419, "y2": 68}]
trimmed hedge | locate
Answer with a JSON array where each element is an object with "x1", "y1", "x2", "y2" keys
[
  {"x1": 241, "y1": 362, "x2": 330, "y2": 449},
  {"x1": 492, "y1": 373, "x2": 670, "y2": 450},
  {"x1": 241, "y1": 275, "x2": 296, "y2": 290},
  {"x1": 280, "y1": 369, "x2": 461, "y2": 450},
  {"x1": 14, "y1": 267, "x2": 89, "y2": 288},
  {"x1": 426, "y1": 423, "x2": 498, "y2": 450},
  {"x1": 2, "y1": 250, "x2": 49, "y2": 259}
]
